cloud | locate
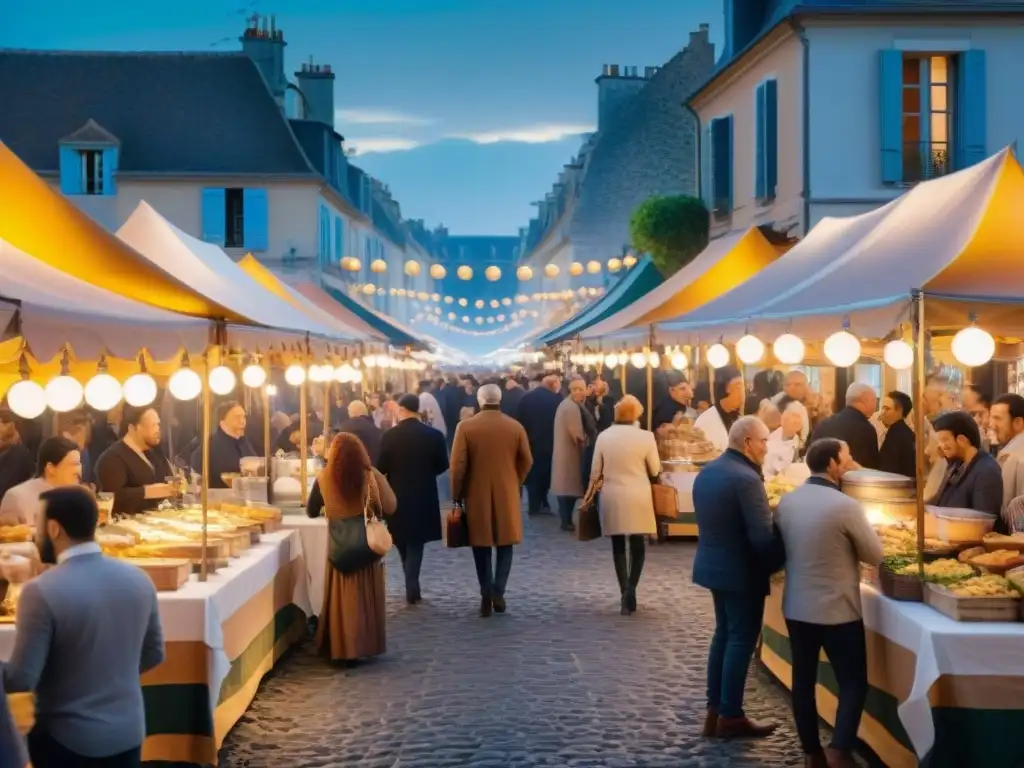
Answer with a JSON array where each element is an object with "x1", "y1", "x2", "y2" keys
[
  {"x1": 346, "y1": 138, "x2": 421, "y2": 156},
  {"x1": 450, "y1": 123, "x2": 595, "y2": 145},
  {"x1": 335, "y1": 108, "x2": 434, "y2": 126}
]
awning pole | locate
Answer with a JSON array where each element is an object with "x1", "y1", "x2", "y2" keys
[
  {"x1": 199, "y1": 350, "x2": 211, "y2": 583},
  {"x1": 911, "y1": 290, "x2": 927, "y2": 579}
]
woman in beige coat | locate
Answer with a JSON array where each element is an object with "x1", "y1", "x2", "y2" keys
[{"x1": 589, "y1": 395, "x2": 662, "y2": 615}]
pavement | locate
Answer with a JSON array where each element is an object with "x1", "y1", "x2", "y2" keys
[{"x1": 218, "y1": 508, "x2": 836, "y2": 768}]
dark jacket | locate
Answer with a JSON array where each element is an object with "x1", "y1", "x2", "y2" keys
[
  {"x1": 338, "y1": 415, "x2": 383, "y2": 464},
  {"x1": 586, "y1": 395, "x2": 616, "y2": 433},
  {"x1": 516, "y1": 387, "x2": 562, "y2": 487},
  {"x1": 376, "y1": 418, "x2": 450, "y2": 545},
  {"x1": 651, "y1": 397, "x2": 688, "y2": 431},
  {"x1": 692, "y1": 449, "x2": 785, "y2": 594},
  {"x1": 191, "y1": 427, "x2": 258, "y2": 488},
  {"x1": 96, "y1": 440, "x2": 173, "y2": 516},
  {"x1": 935, "y1": 451, "x2": 1004, "y2": 517},
  {"x1": 809, "y1": 406, "x2": 880, "y2": 470},
  {"x1": 878, "y1": 419, "x2": 916, "y2": 479},
  {"x1": 501, "y1": 386, "x2": 526, "y2": 420},
  {"x1": 0, "y1": 443, "x2": 33, "y2": 502}
]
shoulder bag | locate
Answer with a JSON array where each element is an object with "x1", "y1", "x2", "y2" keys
[
  {"x1": 651, "y1": 475, "x2": 679, "y2": 521},
  {"x1": 328, "y1": 472, "x2": 393, "y2": 574}
]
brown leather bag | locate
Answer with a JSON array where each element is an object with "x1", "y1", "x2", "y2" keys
[
  {"x1": 577, "y1": 477, "x2": 603, "y2": 542},
  {"x1": 651, "y1": 478, "x2": 678, "y2": 521},
  {"x1": 445, "y1": 501, "x2": 470, "y2": 548}
]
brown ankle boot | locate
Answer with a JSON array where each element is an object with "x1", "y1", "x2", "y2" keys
[
  {"x1": 716, "y1": 716, "x2": 777, "y2": 739},
  {"x1": 805, "y1": 752, "x2": 828, "y2": 768},
  {"x1": 824, "y1": 747, "x2": 856, "y2": 767},
  {"x1": 701, "y1": 708, "x2": 719, "y2": 738}
]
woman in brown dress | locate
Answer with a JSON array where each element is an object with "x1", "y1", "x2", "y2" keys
[{"x1": 306, "y1": 432, "x2": 397, "y2": 662}]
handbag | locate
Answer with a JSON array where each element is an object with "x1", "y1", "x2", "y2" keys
[
  {"x1": 651, "y1": 476, "x2": 679, "y2": 521},
  {"x1": 577, "y1": 476, "x2": 603, "y2": 542},
  {"x1": 328, "y1": 473, "x2": 392, "y2": 574},
  {"x1": 446, "y1": 501, "x2": 470, "y2": 548}
]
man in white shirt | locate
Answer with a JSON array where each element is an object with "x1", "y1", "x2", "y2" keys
[
  {"x1": 774, "y1": 438, "x2": 883, "y2": 768},
  {"x1": 763, "y1": 406, "x2": 803, "y2": 478},
  {"x1": 772, "y1": 370, "x2": 811, "y2": 442},
  {"x1": 0, "y1": 437, "x2": 82, "y2": 526}
]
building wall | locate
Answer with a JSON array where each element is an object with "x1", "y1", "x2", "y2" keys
[
  {"x1": 805, "y1": 17, "x2": 1024, "y2": 217},
  {"x1": 693, "y1": 25, "x2": 804, "y2": 237}
]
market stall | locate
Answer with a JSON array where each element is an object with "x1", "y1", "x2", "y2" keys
[{"x1": 278, "y1": 514, "x2": 327, "y2": 615}]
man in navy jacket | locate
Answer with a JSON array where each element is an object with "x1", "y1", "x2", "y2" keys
[{"x1": 693, "y1": 415, "x2": 785, "y2": 740}]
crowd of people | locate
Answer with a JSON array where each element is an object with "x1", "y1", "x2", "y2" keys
[{"x1": 7, "y1": 364, "x2": 1024, "y2": 767}]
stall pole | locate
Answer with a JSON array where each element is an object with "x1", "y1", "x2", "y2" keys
[
  {"x1": 708, "y1": 345, "x2": 717, "y2": 405},
  {"x1": 911, "y1": 290, "x2": 927, "y2": 578},
  {"x1": 620, "y1": 360, "x2": 627, "y2": 399},
  {"x1": 299, "y1": 353, "x2": 310, "y2": 508},
  {"x1": 200, "y1": 352, "x2": 212, "y2": 583},
  {"x1": 262, "y1": 360, "x2": 271, "y2": 498},
  {"x1": 324, "y1": 380, "x2": 331, "y2": 442}
]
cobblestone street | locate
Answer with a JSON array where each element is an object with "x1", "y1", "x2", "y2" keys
[{"x1": 220, "y1": 510, "x2": 824, "y2": 768}]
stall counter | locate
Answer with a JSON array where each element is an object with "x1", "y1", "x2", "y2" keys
[
  {"x1": 662, "y1": 469, "x2": 698, "y2": 537},
  {"x1": 279, "y1": 513, "x2": 327, "y2": 614},
  {"x1": 761, "y1": 579, "x2": 1024, "y2": 768},
  {"x1": 2, "y1": 529, "x2": 312, "y2": 765}
]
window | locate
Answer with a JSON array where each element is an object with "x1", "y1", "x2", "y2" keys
[
  {"x1": 224, "y1": 188, "x2": 244, "y2": 247},
  {"x1": 901, "y1": 55, "x2": 955, "y2": 182},
  {"x1": 79, "y1": 150, "x2": 104, "y2": 194},
  {"x1": 755, "y1": 80, "x2": 778, "y2": 203},
  {"x1": 710, "y1": 116, "x2": 734, "y2": 218}
]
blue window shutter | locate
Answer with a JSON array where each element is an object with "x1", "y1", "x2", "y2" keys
[
  {"x1": 101, "y1": 148, "x2": 117, "y2": 195},
  {"x1": 334, "y1": 216, "x2": 342, "y2": 259},
  {"x1": 59, "y1": 147, "x2": 82, "y2": 195},
  {"x1": 242, "y1": 188, "x2": 268, "y2": 251},
  {"x1": 201, "y1": 188, "x2": 226, "y2": 245},
  {"x1": 755, "y1": 84, "x2": 766, "y2": 201},
  {"x1": 879, "y1": 49, "x2": 904, "y2": 183},
  {"x1": 725, "y1": 116, "x2": 734, "y2": 210},
  {"x1": 702, "y1": 124, "x2": 713, "y2": 210},
  {"x1": 957, "y1": 50, "x2": 987, "y2": 169},
  {"x1": 765, "y1": 80, "x2": 778, "y2": 198}
]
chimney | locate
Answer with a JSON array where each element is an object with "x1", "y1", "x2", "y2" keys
[
  {"x1": 690, "y1": 23, "x2": 711, "y2": 48},
  {"x1": 240, "y1": 14, "x2": 288, "y2": 110},
  {"x1": 594, "y1": 63, "x2": 650, "y2": 133},
  {"x1": 295, "y1": 56, "x2": 336, "y2": 128}
]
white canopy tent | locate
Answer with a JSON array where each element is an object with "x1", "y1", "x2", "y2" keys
[
  {"x1": 659, "y1": 148, "x2": 1020, "y2": 342},
  {"x1": 117, "y1": 202, "x2": 355, "y2": 349},
  {"x1": 0, "y1": 237, "x2": 210, "y2": 361}
]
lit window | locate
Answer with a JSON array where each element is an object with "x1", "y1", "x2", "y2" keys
[{"x1": 901, "y1": 54, "x2": 954, "y2": 182}]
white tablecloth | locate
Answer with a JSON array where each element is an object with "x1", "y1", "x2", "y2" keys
[
  {"x1": 861, "y1": 584, "x2": 1024, "y2": 758},
  {"x1": 0, "y1": 530, "x2": 312, "y2": 709},
  {"x1": 662, "y1": 470, "x2": 697, "y2": 514},
  {"x1": 279, "y1": 515, "x2": 327, "y2": 614}
]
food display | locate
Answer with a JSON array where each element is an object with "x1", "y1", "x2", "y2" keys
[
  {"x1": 947, "y1": 574, "x2": 1019, "y2": 598},
  {"x1": 875, "y1": 523, "x2": 948, "y2": 557},
  {"x1": 765, "y1": 476, "x2": 798, "y2": 508},
  {"x1": 0, "y1": 525, "x2": 32, "y2": 544},
  {"x1": 982, "y1": 532, "x2": 1024, "y2": 552},
  {"x1": 657, "y1": 422, "x2": 719, "y2": 464},
  {"x1": 890, "y1": 557, "x2": 974, "y2": 585}
]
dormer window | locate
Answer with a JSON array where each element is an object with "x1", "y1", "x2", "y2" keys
[
  {"x1": 58, "y1": 119, "x2": 120, "y2": 197},
  {"x1": 80, "y1": 150, "x2": 105, "y2": 195}
]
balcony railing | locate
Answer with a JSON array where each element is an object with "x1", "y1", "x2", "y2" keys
[{"x1": 902, "y1": 142, "x2": 951, "y2": 184}]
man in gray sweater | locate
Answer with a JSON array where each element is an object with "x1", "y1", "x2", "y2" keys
[
  {"x1": 774, "y1": 438, "x2": 883, "y2": 768},
  {"x1": 2, "y1": 486, "x2": 165, "y2": 767}
]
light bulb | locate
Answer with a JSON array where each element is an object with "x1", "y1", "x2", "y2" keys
[
  {"x1": 735, "y1": 334, "x2": 765, "y2": 365},
  {"x1": 335, "y1": 364, "x2": 356, "y2": 383},
  {"x1": 883, "y1": 340, "x2": 913, "y2": 371},
  {"x1": 544, "y1": 264, "x2": 560, "y2": 278},
  {"x1": 671, "y1": 351, "x2": 688, "y2": 370},
  {"x1": 123, "y1": 373, "x2": 157, "y2": 407},
  {"x1": 84, "y1": 373, "x2": 123, "y2": 411},
  {"x1": 586, "y1": 260, "x2": 601, "y2": 274},
  {"x1": 242, "y1": 364, "x2": 267, "y2": 388},
  {"x1": 284, "y1": 364, "x2": 307, "y2": 386},
  {"x1": 208, "y1": 365, "x2": 237, "y2": 395},
  {"x1": 168, "y1": 368, "x2": 202, "y2": 401},
  {"x1": 362, "y1": 355, "x2": 377, "y2": 368},
  {"x1": 951, "y1": 326, "x2": 995, "y2": 367},
  {"x1": 706, "y1": 343, "x2": 730, "y2": 369},
  {"x1": 404, "y1": 260, "x2": 422, "y2": 277},
  {"x1": 44, "y1": 375, "x2": 83, "y2": 413},
  {"x1": 516, "y1": 266, "x2": 533, "y2": 281},
  {"x1": 6, "y1": 380, "x2": 46, "y2": 419},
  {"x1": 266, "y1": 384, "x2": 278, "y2": 397},
  {"x1": 773, "y1": 334, "x2": 805, "y2": 365},
  {"x1": 604, "y1": 353, "x2": 619, "y2": 368},
  {"x1": 457, "y1": 266, "x2": 473, "y2": 280},
  {"x1": 430, "y1": 264, "x2": 446, "y2": 279},
  {"x1": 824, "y1": 331, "x2": 861, "y2": 368},
  {"x1": 630, "y1": 352, "x2": 647, "y2": 368},
  {"x1": 485, "y1": 266, "x2": 501, "y2": 281},
  {"x1": 307, "y1": 364, "x2": 328, "y2": 383},
  {"x1": 648, "y1": 352, "x2": 660, "y2": 367}
]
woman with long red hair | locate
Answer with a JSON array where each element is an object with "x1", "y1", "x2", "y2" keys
[{"x1": 307, "y1": 432, "x2": 396, "y2": 662}]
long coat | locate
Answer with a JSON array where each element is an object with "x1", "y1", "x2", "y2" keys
[
  {"x1": 376, "y1": 417, "x2": 450, "y2": 546},
  {"x1": 591, "y1": 423, "x2": 661, "y2": 536},
  {"x1": 516, "y1": 387, "x2": 561, "y2": 487},
  {"x1": 551, "y1": 397, "x2": 586, "y2": 497},
  {"x1": 450, "y1": 409, "x2": 532, "y2": 547}
]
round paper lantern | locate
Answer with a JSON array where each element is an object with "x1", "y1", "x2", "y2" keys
[
  {"x1": 488, "y1": 300, "x2": 498, "y2": 309},
  {"x1": 735, "y1": 334, "x2": 766, "y2": 365},
  {"x1": 497, "y1": 314, "x2": 506, "y2": 322},
  {"x1": 84, "y1": 373, "x2": 123, "y2": 411},
  {"x1": 404, "y1": 260, "x2": 422, "y2": 277},
  {"x1": 604, "y1": 353, "x2": 619, "y2": 368},
  {"x1": 569, "y1": 262, "x2": 584, "y2": 277},
  {"x1": 417, "y1": 291, "x2": 429, "y2": 301},
  {"x1": 773, "y1": 334, "x2": 806, "y2": 365},
  {"x1": 429, "y1": 264, "x2": 447, "y2": 280},
  {"x1": 474, "y1": 299, "x2": 485, "y2": 309},
  {"x1": 516, "y1": 265, "x2": 533, "y2": 281},
  {"x1": 883, "y1": 340, "x2": 914, "y2": 371},
  {"x1": 607, "y1": 258, "x2": 623, "y2": 273},
  {"x1": 123, "y1": 373, "x2": 157, "y2": 407},
  {"x1": 431, "y1": 293, "x2": 440, "y2": 302},
  {"x1": 44, "y1": 375, "x2": 83, "y2": 413},
  {"x1": 447, "y1": 312, "x2": 456, "y2": 320},
  {"x1": 362, "y1": 356, "x2": 377, "y2": 368},
  {"x1": 335, "y1": 364, "x2": 356, "y2": 383},
  {"x1": 824, "y1": 331, "x2": 862, "y2": 368},
  {"x1": 485, "y1": 266, "x2": 501, "y2": 281},
  {"x1": 671, "y1": 350, "x2": 688, "y2": 370},
  {"x1": 951, "y1": 326, "x2": 995, "y2": 367},
  {"x1": 370, "y1": 258, "x2": 387, "y2": 273},
  {"x1": 208, "y1": 365, "x2": 237, "y2": 395},
  {"x1": 168, "y1": 368, "x2": 202, "y2": 401},
  {"x1": 706, "y1": 343, "x2": 731, "y2": 369},
  {"x1": 242, "y1": 364, "x2": 267, "y2": 388},
  {"x1": 629, "y1": 352, "x2": 647, "y2": 368},
  {"x1": 502, "y1": 297, "x2": 512, "y2": 306},
  {"x1": 544, "y1": 264, "x2": 559, "y2": 279},
  {"x1": 444, "y1": 296, "x2": 454, "y2": 304},
  {"x1": 341, "y1": 257, "x2": 361, "y2": 272},
  {"x1": 457, "y1": 266, "x2": 473, "y2": 280},
  {"x1": 284, "y1": 364, "x2": 307, "y2": 386},
  {"x1": 6, "y1": 380, "x2": 46, "y2": 419},
  {"x1": 475, "y1": 317, "x2": 484, "y2": 325},
  {"x1": 307, "y1": 364, "x2": 328, "y2": 384},
  {"x1": 516, "y1": 294, "x2": 529, "y2": 304},
  {"x1": 462, "y1": 316, "x2": 470, "y2": 323},
  {"x1": 361, "y1": 284, "x2": 376, "y2": 295},
  {"x1": 623, "y1": 254, "x2": 637, "y2": 268},
  {"x1": 586, "y1": 260, "x2": 601, "y2": 274}
]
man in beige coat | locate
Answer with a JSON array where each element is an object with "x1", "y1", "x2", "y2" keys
[
  {"x1": 551, "y1": 377, "x2": 587, "y2": 532},
  {"x1": 991, "y1": 394, "x2": 1024, "y2": 531},
  {"x1": 451, "y1": 384, "x2": 533, "y2": 617}
]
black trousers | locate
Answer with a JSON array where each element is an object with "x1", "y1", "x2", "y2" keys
[
  {"x1": 472, "y1": 545, "x2": 513, "y2": 598},
  {"x1": 611, "y1": 534, "x2": 646, "y2": 591},
  {"x1": 786, "y1": 618, "x2": 868, "y2": 754},
  {"x1": 29, "y1": 727, "x2": 141, "y2": 768},
  {"x1": 396, "y1": 541, "x2": 425, "y2": 596}
]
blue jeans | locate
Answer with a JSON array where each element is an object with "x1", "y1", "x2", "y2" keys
[
  {"x1": 556, "y1": 495, "x2": 578, "y2": 527},
  {"x1": 706, "y1": 589, "x2": 766, "y2": 718}
]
